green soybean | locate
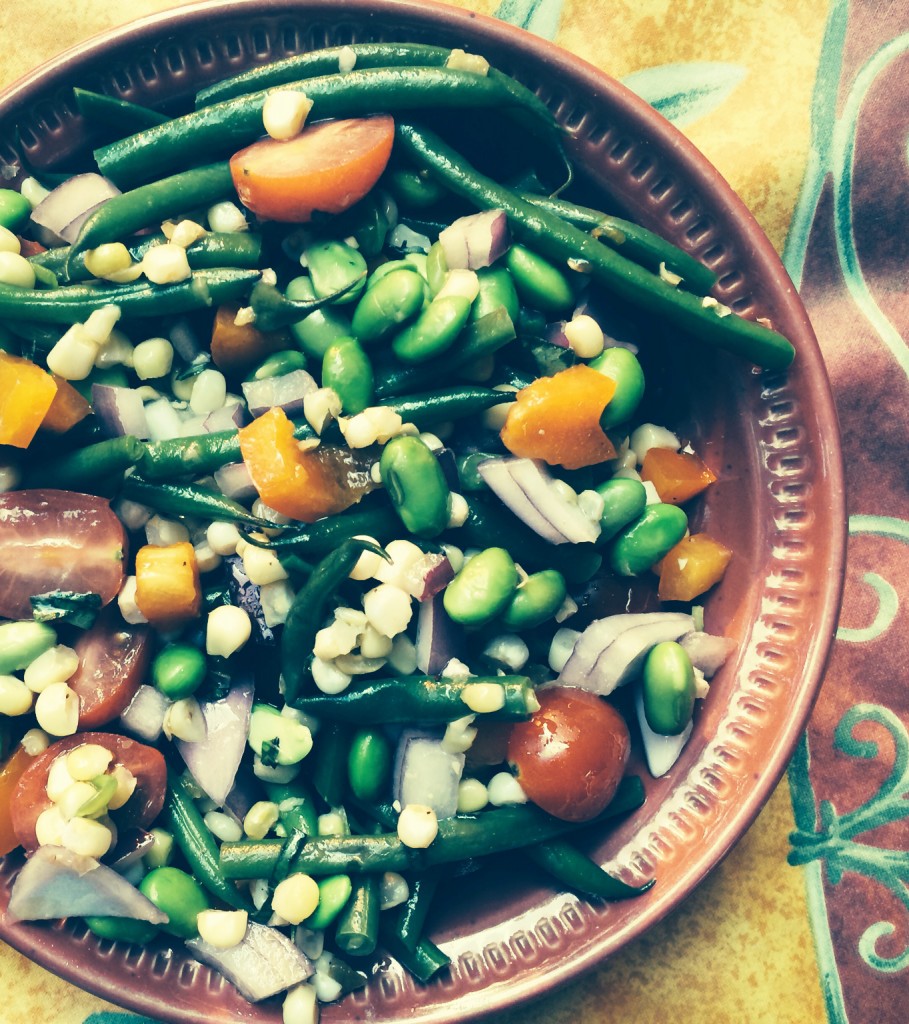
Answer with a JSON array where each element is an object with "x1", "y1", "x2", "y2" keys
[
  {"x1": 595, "y1": 478, "x2": 648, "y2": 541},
  {"x1": 443, "y1": 547, "x2": 519, "y2": 626},
  {"x1": 385, "y1": 167, "x2": 448, "y2": 209},
  {"x1": 351, "y1": 268, "x2": 425, "y2": 345},
  {"x1": 322, "y1": 337, "x2": 374, "y2": 414},
  {"x1": 152, "y1": 644, "x2": 207, "y2": 700},
  {"x1": 426, "y1": 241, "x2": 448, "y2": 296},
  {"x1": 246, "y1": 349, "x2": 307, "y2": 381},
  {"x1": 347, "y1": 728, "x2": 393, "y2": 802},
  {"x1": 85, "y1": 915, "x2": 159, "y2": 945},
  {"x1": 590, "y1": 347, "x2": 646, "y2": 429},
  {"x1": 303, "y1": 874, "x2": 354, "y2": 931},
  {"x1": 610, "y1": 503, "x2": 688, "y2": 576},
  {"x1": 0, "y1": 190, "x2": 31, "y2": 231},
  {"x1": 0, "y1": 621, "x2": 56, "y2": 673},
  {"x1": 505, "y1": 244, "x2": 575, "y2": 315},
  {"x1": 380, "y1": 435, "x2": 451, "y2": 538},
  {"x1": 139, "y1": 866, "x2": 210, "y2": 939},
  {"x1": 501, "y1": 569, "x2": 567, "y2": 630},
  {"x1": 286, "y1": 276, "x2": 353, "y2": 358},
  {"x1": 471, "y1": 266, "x2": 520, "y2": 323},
  {"x1": 642, "y1": 641, "x2": 696, "y2": 735},
  {"x1": 304, "y1": 240, "x2": 367, "y2": 305},
  {"x1": 391, "y1": 295, "x2": 472, "y2": 363}
]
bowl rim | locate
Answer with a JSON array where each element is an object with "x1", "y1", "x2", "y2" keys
[{"x1": 0, "y1": 1, "x2": 847, "y2": 1020}]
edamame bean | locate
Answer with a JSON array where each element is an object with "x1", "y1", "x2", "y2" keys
[
  {"x1": 456, "y1": 451, "x2": 499, "y2": 491},
  {"x1": 0, "y1": 621, "x2": 56, "y2": 674},
  {"x1": 609, "y1": 503, "x2": 688, "y2": 576},
  {"x1": 595, "y1": 478, "x2": 648, "y2": 541},
  {"x1": 139, "y1": 866, "x2": 210, "y2": 939},
  {"x1": 385, "y1": 167, "x2": 448, "y2": 209},
  {"x1": 334, "y1": 196, "x2": 390, "y2": 257},
  {"x1": 304, "y1": 240, "x2": 367, "y2": 305},
  {"x1": 380, "y1": 435, "x2": 451, "y2": 538},
  {"x1": 642, "y1": 641, "x2": 696, "y2": 735},
  {"x1": 152, "y1": 643, "x2": 207, "y2": 700},
  {"x1": 505, "y1": 244, "x2": 574, "y2": 315},
  {"x1": 590, "y1": 347, "x2": 645, "y2": 429},
  {"x1": 246, "y1": 349, "x2": 308, "y2": 381},
  {"x1": 322, "y1": 337, "x2": 374, "y2": 414},
  {"x1": 391, "y1": 295, "x2": 472, "y2": 364},
  {"x1": 351, "y1": 268, "x2": 426, "y2": 345},
  {"x1": 286, "y1": 276, "x2": 353, "y2": 358},
  {"x1": 347, "y1": 728, "x2": 392, "y2": 802},
  {"x1": 303, "y1": 874, "x2": 354, "y2": 930},
  {"x1": 443, "y1": 547, "x2": 519, "y2": 626},
  {"x1": 471, "y1": 266, "x2": 520, "y2": 323},
  {"x1": 0, "y1": 190, "x2": 30, "y2": 231},
  {"x1": 85, "y1": 915, "x2": 159, "y2": 945},
  {"x1": 426, "y1": 241, "x2": 448, "y2": 296},
  {"x1": 501, "y1": 569, "x2": 567, "y2": 630}
]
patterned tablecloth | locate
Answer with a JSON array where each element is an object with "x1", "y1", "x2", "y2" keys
[{"x1": 0, "y1": 0, "x2": 905, "y2": 1021}]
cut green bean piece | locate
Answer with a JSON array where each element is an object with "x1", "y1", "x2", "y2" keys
[
  {"x1": 524, "y1": 838, "x2": 655, "y2": 900},
  {"x1": 335, "y1": 875, "x2": 380, "y2": 956},
  {"x1": 22, "y1": 435, "x2": 144, "y2": 490}
]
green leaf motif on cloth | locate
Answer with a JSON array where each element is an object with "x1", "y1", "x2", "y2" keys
[
  {"x1": 789, "y1": 703, "x2": 909, "y2": 972},
  {"x1": 493, "y1": 0, "x2": 564, "y2": 40},
  {"x1": 85, "y1": 1014, "x2": 158, "y2": 1024},
  {"x1": 620, "y1": 63, "x2": 746, "y2": 127},
  {"x1": 836, "y1": 515, "x2": 908, "y2": 644}
]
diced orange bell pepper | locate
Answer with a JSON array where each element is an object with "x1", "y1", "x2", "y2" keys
[
  {"x1": 658, "y1": 533, "x2": 733, "y2": 602},
  {"x1": 0, "y1": 351, "x2": 58, "y2": 448},
  {"x1": 641, "y1": 447, "x2": 717, "y2": 505},
  {"x1": 135, "y1": 542, "x2": 201, "y2": 627},
  {"x1": 210, "y1": 304, "x2": 289, "y2": 374},
  {"x1": 500, "y1": 365, "x2": 617, "y2": 470},
  {"x1": 40, "y1": 375, "x2": 92, "y2": 434},
  {"x1": 0, "y1": 745, "x2": 34, "y2": 856},
  {"x1": 238, "y1": 406, "x2": 359, "y2": 522}
]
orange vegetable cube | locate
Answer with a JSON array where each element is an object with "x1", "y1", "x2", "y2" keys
[
  {"x1": 40, "y1": 375, "x2": 92, "y2": 434},
  {"x1": 500, "y1": 365, "x2": 617, "y2": 470},
  {"x1": 135, "y1": 542, "x2": 201, "y2": 627},
  {"x1": 658, "y1": 533, "x2": 733, "y2": 602},
  {"x1": 210, "y1": 304, "x2": 289, "y2": 374},
  {"x1": 0, "y1": 352, "x2": 58, "y2": 448},
  {"x1": 239, "y1": 406, "x2": 359, "y2": 522},
  {"x1": 641, "y1": 447, "x2": 717, "y2": 504}
]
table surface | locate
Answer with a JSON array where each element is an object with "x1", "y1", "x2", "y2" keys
[{"x1": 1, "y1": 1, "x2": 907, "y2": 1023}]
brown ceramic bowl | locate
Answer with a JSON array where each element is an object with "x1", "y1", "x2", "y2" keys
[{"x1": 0, "y1": 1, "x2": 845, "y2": 1021}]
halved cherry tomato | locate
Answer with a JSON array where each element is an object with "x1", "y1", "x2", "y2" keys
[
  {"x1": 230, "y1": 116, "x2": 395, "y2": 222},
  {"x1": 0, "y1": 490, "x2": 126, "y2": 621},
  {"x1": 507, "y1": 686, "x2": 630, "y2": 822},
  {"x1": 68, "y1": 608, "x2": 152, "y2": 729},
  {"x1": 11, "y1": 732, "x2": 166, "y2": 853},
  {"x1": 0, "y1": 745, "x2": 36, "y2": 856}
]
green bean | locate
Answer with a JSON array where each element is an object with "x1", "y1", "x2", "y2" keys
[
  {"x1": 152, "y1": 643, "x2": 207, "y2": 700},
  {"x1": 244, "y1": 500, "x2": 402, "y2": 556},
  {"x1": 303, "y1": 874, "x2": 354, "y2": 931},
  {"x1": 335, "y1": 875, "x2": 380, "y2": 956},
  {"x1": 610, "y1": 503, "x2": 689, "y2": 576},
  {"x1": 395, "y1": 122, "x2": 795, "y2": 370},
  {"x1": 286, "y1": 276, "x2": 353, "y2": 358},
  {"x1": 392, "y1": 295, "x2": 472, "y2": 364},
  {"x1": 289, "y1": 674, "x2": 538, "y2": 724},
  {"x1": 379, "y1": 927, "x2": 450, "y2": 983},
  {"x1": 501, "y1": 569, "x2": 568, "y2": 630},
  {"x1": 0, "y1": 189, "x2": 31, "y2": 231},
  {"x1": 426, "y1": 241, "x2": 448, "y2": 296},
  {"x1": 22, "y1": 434, "x2": 144, "y2": 490},
  {"x1": 322, "y1": 336, "x2": 374, "y2": 414},
  {"x1": 595, "y1": 478, "x2": 648, "y2": 540},
  {"x1": 351, "y1": 268, "x2": 426, "y2": 345},
  {"x1": 380, "y1": 435, "x2": 451, "y2": 538},
  {"x1": 0, "y1": 621, "x2": 56, "y2": 673},
  {"x1": 387, "y1": 386, "x2": 516, "y2": 429},
  {"x1": 74, "y1": 87, "x2": 169, "y2": 131},
  {"x1": 392, "y1": 871, "x2": 441, "y2": 951},
  {"x1": 84, "y1": 915, "x2": 159, "y2": 945},
  {"x1": 444, "y1": 547, "x2": 519, "y2": 626},
  {"x1": 642, "y1": 641, "x2": 696, "y2": 735},
  {"x1": 330, "y1": 195, "x2": 391, "y2": 258},
  {"x1": 347, "y1": 728, "x2": 393, "y2": 803},
  {"x1": 524, "y1": 838, "x2": 655, "y2": 900},
  {"x1": 139, "y1": 866, "x2": 210, "y2": 939},
  {"x1": 120, "y1": 474, "x2": 272, "y2": 527},
  {"x1": 310, "y1": 722, "x2": 352, "y2": 810},
  {"x1": 248, "y1": 277, "x2": 366, "y2": 331},
  {"x1": 263, "y1": 779, "x2": 321, "y2": 839},
  {"x1": 471, "y1": 266, "x2": 520, "y2": 323},
  {"x1": 505, "y1": 244, "x2": 575, "y2": 315},
  {"x1": 96, "y1": 67, "x2": 562, "y2": 189},
  {"x1": 246, "y1": 349, "x2": 307, "y2": 381},
  {"x1": 590, "y1": 347, "x2": 645, "y2": 429},
  {"x1": 305, "y1": 239, "x2": 367, "y2": 306},
  {"x1": 385, "y1": 166, "x2": 449, "y2": 210}
]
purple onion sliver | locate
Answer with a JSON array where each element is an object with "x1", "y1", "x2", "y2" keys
[
  {"x1": 393, "y1": 729, "x2": 464, "y2": 819},
  {"x1": 204, "y1": 401, "x2": 246, "y2": 433},
  {"x1": 439, "y1": 209, "x2": 510, "y2": 270},
  {"x1": 118, "y1": 684, "x2": 169, "y2": 743},
  {"x1": 415, "y1": 593, "x2": 463, "y2": 674},
  {"x1": 213, "y1": 461, "x2": 257, "y2": 502},
  {"x1": 91, "y1": 383, "x2": 149, "y2": 440},
  {"x1": 168, "y1": 317, "x2": 203, "y2": 362},
  {"x1": 30, "y1": 172, "x2": 120, "y2": 241},
  {"x1": 544, "y1": 320, "x2": 571, "y2": 349},
  {"x1": 477, "y1": 458, "x2": 568, "y2": 544},
  {"x1": 226, "y1": 555, "x2": 274, "y2": 645},
  {"x1": 242, "y1": 369, "x2": 317, "y2": 418}
]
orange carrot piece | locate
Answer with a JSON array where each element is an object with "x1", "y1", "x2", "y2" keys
[
  {"x1": 210, "y1": 304, "x2": 289, "y2": 374},
  {"x1": 641, "y1": 447, "x2": 717, "y2": 504},
  {"x1": 0, "y1": 352, "x2": 58, "y2": 448},
  {"x1": 135, "y1": 542, "x2": 201, "y2": 627},
  {"x1": 658, "y1": 533, "x2": 733, "y2": 602},
  {"x1": 40, "y1": 375, "x2": 92, "y2": 434}
]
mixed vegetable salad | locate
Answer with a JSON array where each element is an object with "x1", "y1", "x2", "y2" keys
[{"x1": 0, "y1": 41, "x2": 794, "y2": 1023}]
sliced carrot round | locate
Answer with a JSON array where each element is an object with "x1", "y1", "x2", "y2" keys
[{"x1": 230, "y1": 115, "x2": 395, "y2": 222}]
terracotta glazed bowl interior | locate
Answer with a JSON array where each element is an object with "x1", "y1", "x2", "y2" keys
[{"x1": 0, "y1": 2, "x2": 845, "y2": 1021}]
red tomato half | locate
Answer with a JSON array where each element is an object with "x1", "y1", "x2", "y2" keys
[
  {"x1": 0, "y1": 490, "x2": 126, "y2": 621},
  {"x1": 11, "y1": 732, "x2": 166, "y2": 853},
  {"x1": 507, "y1": 687, "x2": 630, "y2": 822},
  {"x1": 69, "y1": 608, "x2": 152, "y2": 729}
]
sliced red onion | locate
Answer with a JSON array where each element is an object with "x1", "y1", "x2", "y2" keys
[
  {"x1": 679, "y1": 631, "x2": 737, "y2": 678},
  {"x1": 108, "y1": 828, "x2": 155, "y2": 875},
  {"x1": 213, "y1": 461, "x2": 257, "y2": 502},
  {"x1": 636, "y1": 688, "x2": 693, "y2": 778},
  {"x1": 7, "y1": 845, "x2": 168, "y2": 924},
  {"x1": 393, "y1": 729, "x2": 464, "y2": 819},
  {"x1": 169, "y1": 317, "x2": 203, "y2": 362},
  {"x1": 222, "y1": 763, "x2": 262, "y2": 826},
  {"x1": 225, "y1": 555, "x2": 275, "y2": 645},
  {"x1": 477, "y1": 458, "x2": 565, "y2": 544},
  {"x1": 433, "y1": 446, "x2": 460, "y2": 492},
  {"x1": 438, "y1": 209, "x2": 510, "y2": 270},
  {"x1": 144, "y1": 397, "x2": 185, "y2": 441},
  {"x1": 204, "y1": 400, "x2": 246, "y2": 433},
  {"x1": 30, "y1": 173, "x2": 121, "y2": 246},
  {"x1": 118, "y1": 684, "x2": 169, "y2": 743},
  {"x1": 413, "y1": 553, "x2": 455, "y2": 602},
  {"x1": 187, "y1": 921, "x2": 313, "y2": 1002},
  {"x1": 544, "y1": 321, "x2": 571, "y2": 349},
  {"x1": 415, "y1": 593, "x2": 463, "y2": 675},
  {"x1": 91, "y1": 383, "x2": 150, "y2": 440},
  {"x1": 177, "y1": 676, "x2": 255, "y2": 808},
  {"x1": 242, "y1": 369, "x2": 317, "y2": 418}
]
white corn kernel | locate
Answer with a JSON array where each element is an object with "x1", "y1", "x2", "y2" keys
[
  {"x1": 629, "y1": 423, "x2": 680, "y2": 464},
  {"x1": 57, "y1": 781, "x2": 101, "y2": 821},
  {"x1": 169, "y1": 219, "x2": 207, "y2": 248},
  {"x1": 206, "y1": 605, "x2": 252, "y2": 658},
  {"x1": 363, "y1": 583, "x2": 413, "y2": 638},
  {"x1": 554, "y1": 594, "x2": 578, "y2": 624},
  {"x1": 441, "y1": 715, "x2": 477, "y2": 755},
  {"x1": 0, "y1": 251, "x2": 35, "y2": 288},
  {"x1": 23, "y1": 645, "x2": 79, "y2": 693},
  {"x1": 460, "y1": 682, "x2": 506, "y2": 714},
  {"x1": 145, "y1": 514, "x2": 190, "y2": 546},
  {"x1": 482, "y1": 634, "x2": 529, "y2": 672},
  {"x1": 317, "y1": 811, "x2": 347, "y2": 837},
  {"x1": 310, "y1": 657, "x2": 352, "y2": 695},
  {"x1": 612, "y1": 465, "x2": 643, "y2": 483},
  {"x1": 253, "y1": 755, "x2": 300, "y2": 784},
  {"x1": 46, "y1": 324, "x2": 100, "y2": 380},
  {"x1": 440, "y1": 657, "x2": 471, "y2": 680},
  {"x1": 387, "y1": 634, "x2": 418, "y2": 675},
  {"x1": 397, "y1": 804, "x2": 438, "y2": 849},
  {"x1": 457, "y1": 778, "x2": 489, "y2": 813},
  {"x1": 204, "y1": 810, "x2": 243, "y2": 843},
  {"x1": 46, "y1": 755, "x2": 76, "y2": 801},
  {"x1": 208, "y1": 201, "x2": 249, "y2": 233},
  {"x1": 61, "y1": 816, "x2": 113, "y2": 859},
  {"x1": 303, "y1": 386, "x2": 342, "y2": 435},
  {"x1": 348, "y1": 535, "x2": 384, "y2": 581},
  {"x1": 0, "y1": 675, "x2": 34, "y2": 716},
  {"x1": 564, "y1": 314, "x2": 605, "y2": 358},
  {"x1": 272, "y1": 873, "x2": 321, "y2": 925},
  {"x1": 197, "y1": 909, "x2": 248, "y2": 949},
  {"x1": 35, "y1": 806, "x2": 66, "y2": 847},
  {"x1": 441, "y1": 543, "x2": 464, "y2": 574},
  {"x1": 261, "y1": 579, "x2": 295, "y2": 628},
  {"x1": 84, "y1": 243, "x2": 134, "y2": 280},
  {"x1": 66, "y1": 743, "x2": 113, "y2": 781},
  {"x1": 359, "y1": 624, "x2": 393, "y2": 660},
  {"x1": 20, "y1": 177, "x2": 50, "y2": 208},
  {"x1": 0, "y1": 225, "x2": 20, "y2": 254},
  {"x1": 82, "y1": 304, "x2": 122, "y2": 345},
  {"x1": 190, "y1": 368, "x2": 228, "y2": 414},
  {"x1": 142, "y1": 242, "x2": 191, "y2": 284},
  {"x1": 193, "y1": 538, "x2": 222, "y2": 575},
  {"x1": 163, "y1": 697, "x2": 206, "y2": 742},
  {"x1": 118, "y1": 575, "x2": 148, "y2": 625},
  {"x1": 20, "y1": 728, "x2": 50, "y2": 756},
  {"x1": 206, "y1": 521, "x2": 242, "y2": 556},
  {"x1": 242, "y1": 545, "x2": 289, "y2": 586},
  {"x1": 313, "y1": 621, "x2": 360, "y2": 662},
  {"x1": 487, "y1": 771, "x2": 528, "y2": 806},
  {"x1": 374, "y1": 539, "x2": 424, "y2": 588},
  {"x1": 244, "y1": 801, "x2": 280, "y2": 839},
  {"x1": 107, "y1": 765, "x2": 137, "y2": 810},
  {"x1": 445, "y1": 49, "x2": 490, "y2": 74},
  {"x1": 133, "y1": 336, "x2": 175, "y2": 381},
  {"x1": 548, "y1": 627, "x2": 581, "y2": 673},
  {"x1": 283, "y1": 982, "x2": 319, "y2": 1024},
  {"x1": 34, "y1": 682, "x2": 79, "y2": 736},
  {"x1": 95, "y1": 329, "x2": 135, "y2": 369},
  {"x1": 263, "y1": 90, "x2": 313, "y2": 140},
  {"x1": 447, "y1": 492, "x2": 469, "y2": 529},
  {"x1": 379, "y1": 871, "x2": 410, "y2": 911}
]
